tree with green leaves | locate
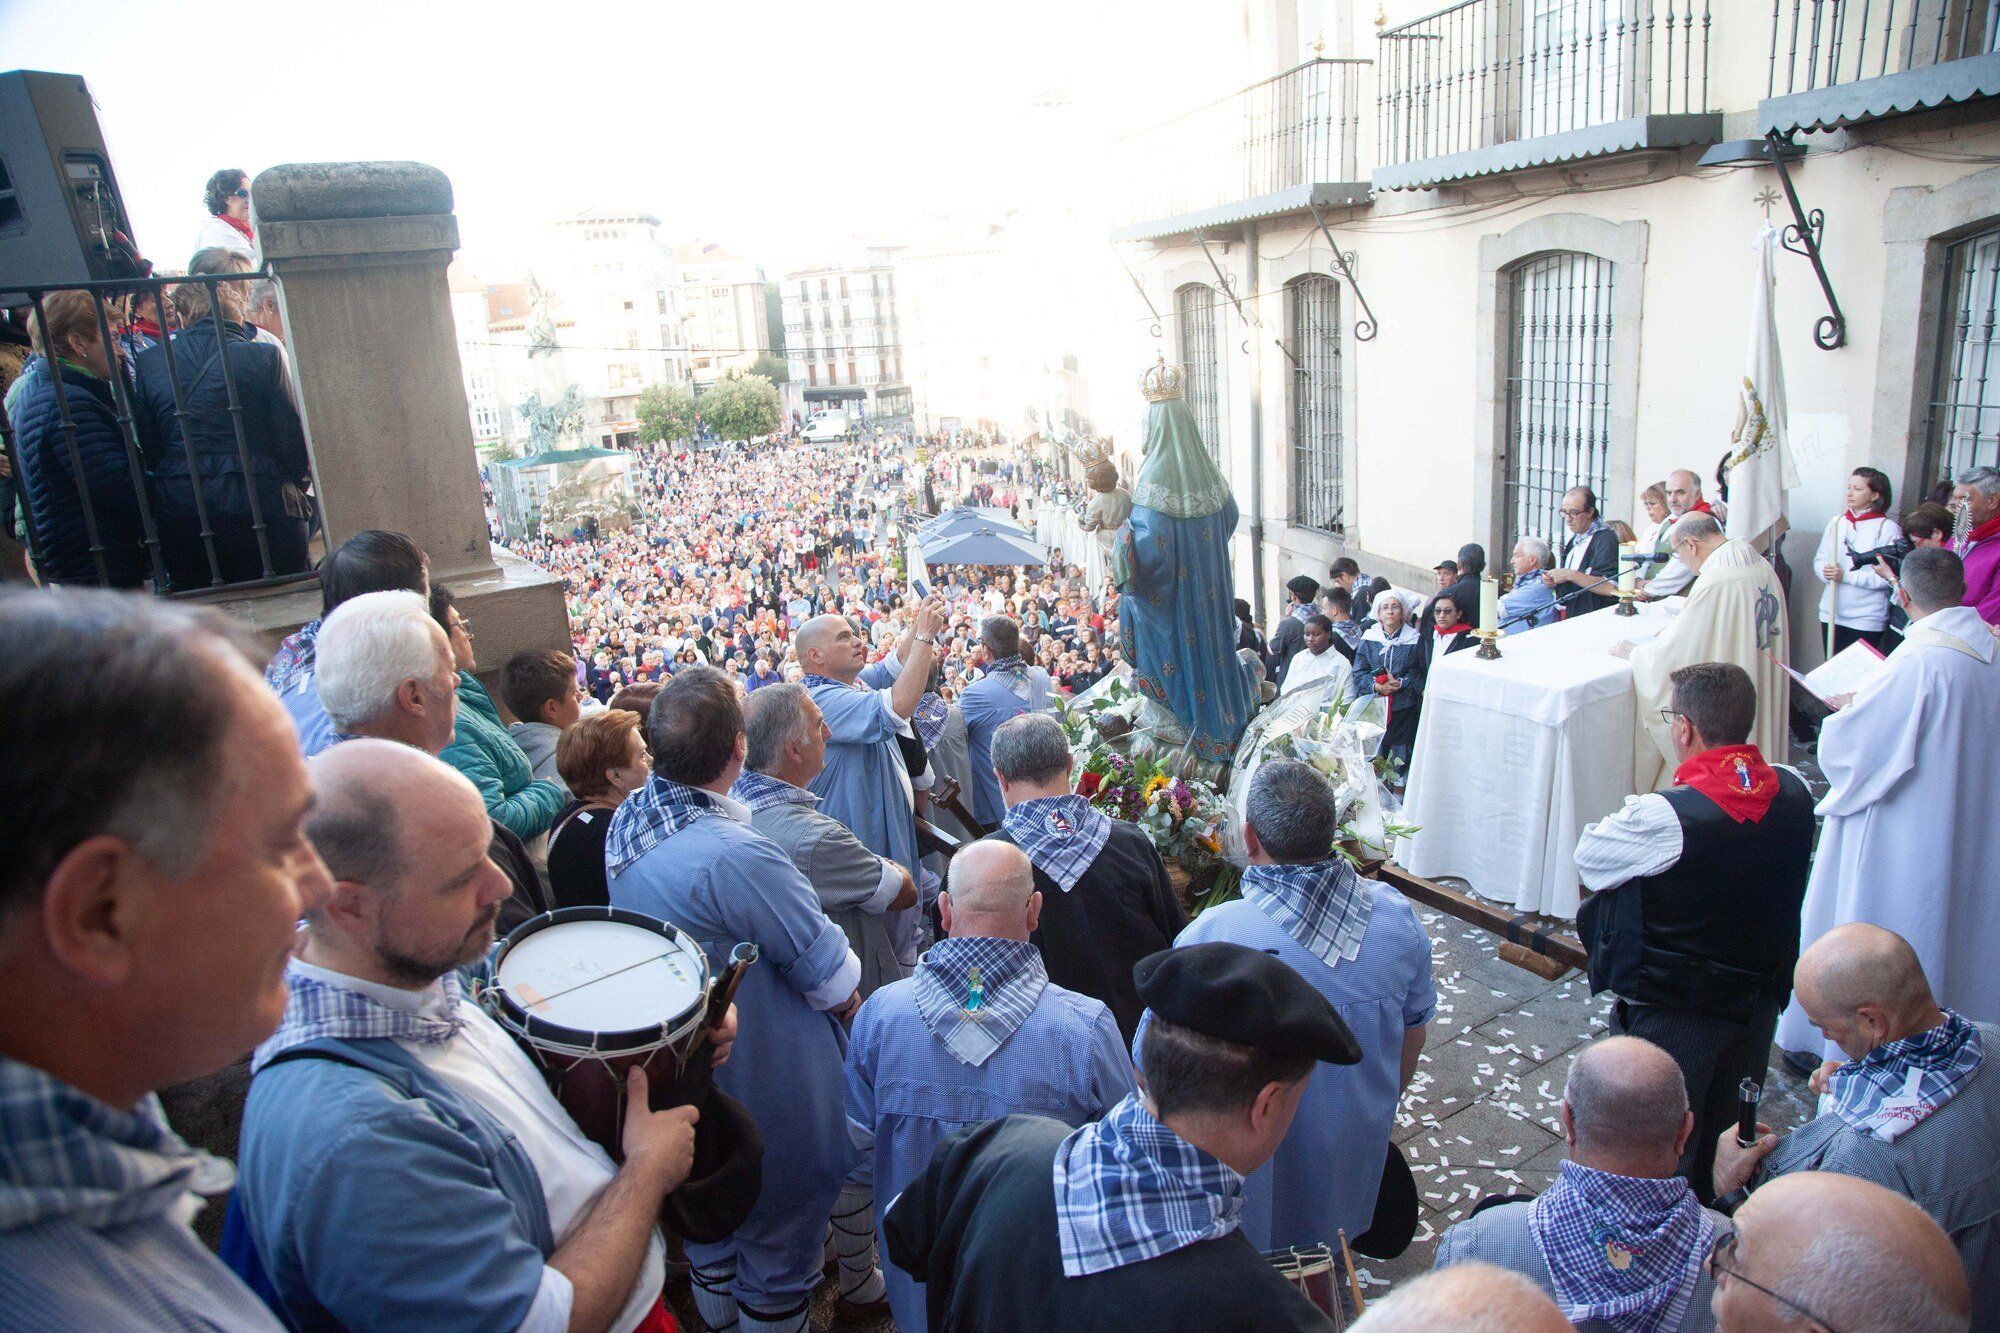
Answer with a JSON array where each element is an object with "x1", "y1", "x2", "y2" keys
[
  {"x1": 748, "y1": 354, "x2": 790, "y2": 384},
  {"x1": 702, "y1": 371, "x2": 782, "y2": 442},
  {"x1": 636, "y1": 381, "x2": 699, "y2": 445}
]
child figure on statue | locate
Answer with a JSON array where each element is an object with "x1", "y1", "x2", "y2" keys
[{"x1": 1073, "y1": 439, "x2": 1131, "y2": 547}]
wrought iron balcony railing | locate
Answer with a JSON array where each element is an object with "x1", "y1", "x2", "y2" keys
[
  {"x1": 1112, "y1": 58, "x2": 1370, "y2": 239},
  {"x1": 1763, "y1": 0, "x2": 2000, "y2": 131},
  {"x1": 1377, "y1": 0, "x2": 1718, "y2": 189}
]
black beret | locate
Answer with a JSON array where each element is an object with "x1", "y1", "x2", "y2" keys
[
  {"x1": 1286, "y1": 575, "x2": 1321, "y2": 603},
  {"x1": 1134, "y1": 942, "x2": 1361, "y2": 1066}
]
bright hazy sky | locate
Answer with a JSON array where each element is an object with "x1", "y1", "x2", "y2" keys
[{"x1": 0, "y1": 0, "x2": 1228, "y2": 280}]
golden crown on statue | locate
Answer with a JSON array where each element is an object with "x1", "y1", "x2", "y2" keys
[
  {"x1": 1140, "y1": 356, "x2": 1185, "y2": 403},
  {"x1": 1068, "y1": 436, "x2": 1115, "y2": 469}
]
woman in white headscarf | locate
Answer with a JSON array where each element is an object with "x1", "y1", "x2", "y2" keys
[{"x1": 1348, "y1": 588, "x2": 1425, "y2": 775}]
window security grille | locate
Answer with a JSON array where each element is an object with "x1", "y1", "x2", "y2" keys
[
  {"x1": 1504, "y1": 252, "x2": 1614, "y2": 552},
  {"x1": 1927, "y1": 224, "x2": 2000, "y2": 482},
  {"x1": 1176, "y1": 283, "x2": 1223, "y2": 463},
  {"x1": 1289, "y1": 275, "x2": 1345, "y2": 534}
]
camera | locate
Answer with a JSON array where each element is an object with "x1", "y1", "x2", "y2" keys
[{"x1": 1849, "y1": 536, "x2": 1915, "y2": 573}]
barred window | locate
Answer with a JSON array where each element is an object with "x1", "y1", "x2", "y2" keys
[
  {"x1": 1176, "y1": 283, "x2": 1223, "y2": 462},
  {"x1": 1925, "y1": 223, "x2": 2000, "y2": 483},
  {"x1": 1505, "y1": 252, "x2": 1614, "y2": 552},
  {"x1": 1288, "y1": 275, "x2": 1345, "y2": 533}
]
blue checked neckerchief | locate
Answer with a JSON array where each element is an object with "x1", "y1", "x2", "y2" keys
[
  {"x1": 1054, "y1": 1092, "x2": 1244, "y2": 1276},
  {"x1": 1291, "y1": 603, "x2": 1314, "y2": 623},
  {"x1": 912, "y1": 936, "x2": 1048, "y2": 1067},
  {"x1": 605, "y1": 773, "x2": 719, "y2": 876},
  {"x1": 803, "y1": 671, "x2": 949, "y2": 751},
  {"x1": 0, "y1": 1053, "x2": 235, "y2": 1232},
  {"x1": 1828, "y1": 1010, "x2": 1986, "y2": 1143},
  {"x1": 1241, "y1": 858, "x2": 1374, "y2": 970},
  {"x1": 731, "y1": 769, "x2": 817, "y2": 812},
  {"x1": 1002, "y1": 794, "x2": 1112, "y2": 893},
  {"x1": 1528, "y1": 1160, "x2": 1715, "y2": 1333},
  {"x1": 254, "y1": 963, "x2": 465, "y2": 1073},
  {"x1": 981, "y1": 656, "x2": 1040, "y2": 704},
  {"x1": 264, "y1": 616, "x2": 321, "y2": 694}
]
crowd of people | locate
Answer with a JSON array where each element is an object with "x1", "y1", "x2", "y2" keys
[
  {"x1": 3, "y1": 449, "x2": 1996, "y2": 1330},
  {"x1": 1, "y1": 168, "x2": 314, "y2": 593}
]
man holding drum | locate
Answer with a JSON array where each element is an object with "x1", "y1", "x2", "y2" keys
[
  {"x1": 236, "y1": 740, "x2": 714, "y2": 1333},
  {"x1": 609, "y1": 667, "x2": 864, "y2": 1333}
]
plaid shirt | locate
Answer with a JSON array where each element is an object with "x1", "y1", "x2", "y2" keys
[
  {"x1": 606, "y1": 773, "x2": 720, "y2": 876},
  {"x1": 254, "y1": 963, "x2": 465, "y2": 1073},
  {"x1": 1241, "y1": 858, "x2": 1374, "y2": 970},
  {"x1": 731, "y1": 769, "x2": 816, "y2": 812},
  {"x1": 264, "y1": 616, "x2": 320, "y2": 694},
  {"x1": 1527, "y1": 1160, "x2": 1714, "y2": 1332},
  {"x1": 1054, "y1": 1093, "x2": 1244, "y2": 1276},
  {"x1": 1001, "y1": 795, "x2": 1112, "y2": 893},
  {"x1": 1829, "y1": 1009, "x2": 1986, "y2": 1143},
  {"x1": 912, "y1": 936, "x2": 1048, "y2": 1067}
]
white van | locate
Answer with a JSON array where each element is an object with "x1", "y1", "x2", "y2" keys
[{"x1": 803, "y1": 410, "x2": 850, "y2": 443}]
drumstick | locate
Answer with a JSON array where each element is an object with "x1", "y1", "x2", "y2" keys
[{"x1": 1338, "y1": 1231, "x2": 1365, "y2": 1317}]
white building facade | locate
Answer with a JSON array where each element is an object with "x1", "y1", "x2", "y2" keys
[
  {"x1": 1120, "y1": 0, "x2": 2000, "y2": 666},
  {"x1": 675, "y1": 241, "x2": 773, "y2": 387},
  {"x1": 782, "y1": 248, "x2": 912, "y2": 420},
  {"x1": 540, "y1": 209, "x2": 692, "y2": 448}
]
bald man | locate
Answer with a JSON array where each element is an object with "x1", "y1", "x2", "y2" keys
[
  {"x1": 845, "y1": 839, "x2": 1136, "y2": 1333},
  {"x1": 1712, "y1": 924, "x2": 1998, "y2": 1313},
  {"x1": 1349, "y1": 1261, "x2": 1571, "y2": 1332},
  {"x1": 799, "y1": 600, "x2": 947, "y2": 965},
  {"x1": 1436, "y1": 1036, "x2": 1728, "y2": 1329},
  {"x1": 1710, "y1": 1172, "x2": 1969, "y2": 1332},
  {"x1": 237, "y1": 740, "x2": 712, "y2": 1332}
]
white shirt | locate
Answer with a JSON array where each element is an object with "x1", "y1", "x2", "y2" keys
[
  {"x1": 193, "y1": 214, "x2": 256, "y2": 261},
  {"x1": 288, "y1": 961, "x2": 665, "y2": 1333},
  {"x1": 1280, "y1": 644, "x2": 1343, "y2": 694}
]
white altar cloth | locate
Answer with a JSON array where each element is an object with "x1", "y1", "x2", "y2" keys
[{"x1": 1400, "y1": 601, "x2": 1675, "y2": 919}]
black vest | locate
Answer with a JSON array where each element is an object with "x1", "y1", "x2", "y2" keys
[{"x1": 1579, "y1": 769, "x2": 1815, "y2": 1024}]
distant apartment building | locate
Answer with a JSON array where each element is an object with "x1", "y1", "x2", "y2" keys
[
  {"x1": 447, "y1": 261, "x2": 519, "y2": 456},
  {"x1": 782, "y1": 248, "x2": 912, "y2": 420},
  {"x1": 540, "y1": 208, "x2": 692, "y2": 447},
  {"x1": 674, "y1": 241, "x2": 772, "y2": 387}
]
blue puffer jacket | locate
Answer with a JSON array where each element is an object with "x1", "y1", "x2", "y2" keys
[
  {"x1": 133, "y1": 320, "x2": 309, "y2": 517},
  {"x1": 8, "y1": 360, "x2": 150, "y2": 587}
]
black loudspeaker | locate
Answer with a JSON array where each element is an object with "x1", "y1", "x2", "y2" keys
[{"x1": 0, "y1": 70, "x2": 147, "y2": 307}]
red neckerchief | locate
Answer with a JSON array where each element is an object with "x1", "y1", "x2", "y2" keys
[
  {"x1": 1967, "y1": 513, "x2": 2000, "y2": 544},
  {"x1": 1673, "y1": 745, "x2": 1780, "y2": 824},
  {"x1": 1436, "y1": 623, "x2": 1471, "y2": 637},
  {"x1": 131, "y1": 317, "x2": 164, "y2": 340},
  {"x1": 217, "y1": 213, "x2": 254, "y2": 242},
  {"x1": 1844, "y1": 510, "x2": 1886, "y2": 525},
  {"x1": 1685, "y1": 500, "x2": 1715, "y2": 517}
]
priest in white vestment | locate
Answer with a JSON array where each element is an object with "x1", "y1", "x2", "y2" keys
[
  {"x1": 1616, "y1": 513, "x2": 1790, "y2": 792},
  {"x1": 1777, "y1": 548, "x2": 2000, "y2": 1056}
]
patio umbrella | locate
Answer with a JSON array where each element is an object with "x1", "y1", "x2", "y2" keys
[
  {"x1": 919, "y1": 506, "x2": 1028, "y2": 540},
  {"x1": 920, "y1": 525, "x2": 1047, "y2": 567}
]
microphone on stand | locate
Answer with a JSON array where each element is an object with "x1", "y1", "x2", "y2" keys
[{"x1": 1493, "y1": 573, "x2": 1620, "y2": 633}]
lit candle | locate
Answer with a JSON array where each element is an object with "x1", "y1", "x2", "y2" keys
[
  {"x1": 1618, "y1": 543, "x2": 1638, "y2": 596},
  {"x1": 1480, "y1": 576, "x2": 1499, "y2": 630}
]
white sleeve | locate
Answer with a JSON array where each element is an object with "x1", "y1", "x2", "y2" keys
[
  {"x1": 1647, "y1": 557, "x2": 1694, "y2": 596},
  {"x1": 862, "y1": 857, "x2": 905, "y2": 914},
  {"x1": 515, "y1": 1267, "x2": 573, "y2": 1333},
  {"x1": 1574, "y1": 793, "x2": 1683, "y2": 892},
  {"x1": 805, "y1": 948, "x2": 862, "y2": 1010},
  {"x1": 1814, "y1": 520, "x2": 1837, "y2": 581}
]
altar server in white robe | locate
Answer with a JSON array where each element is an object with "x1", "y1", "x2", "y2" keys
[
  {"x1": 1278, "y1": 614, "x2": 1348, "y2": 697},
  {"x1": 1777, "y1": 548, "x2": 2000, "y2": 1056},
  {"x1": 1615, "y1": 514, "x2": 1789, "y2": 792}
]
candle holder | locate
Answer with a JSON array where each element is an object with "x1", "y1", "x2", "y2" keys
[
  {"x1": 1614, "y1": 590, "x2": 1640, "y2": 617},
  {"x1": 1473, "y1": 628, "x2": 1503, "y2": 660}
]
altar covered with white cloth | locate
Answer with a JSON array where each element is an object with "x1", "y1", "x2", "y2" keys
[{"x1": 1400, "y1": 602, "x2": 1675, "y2": 919}]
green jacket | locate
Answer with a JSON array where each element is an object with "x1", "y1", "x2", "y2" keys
[{"x1": 441, "y1": 672, "x2": 566, "y2": 840}]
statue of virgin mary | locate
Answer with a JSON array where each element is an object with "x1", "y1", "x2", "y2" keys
[{"x1": 1110, "y1": 359, "x2": 1255, "y2": 765}]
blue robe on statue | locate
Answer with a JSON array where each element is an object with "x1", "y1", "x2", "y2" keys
[{"x1": 1112, "y1": 394, "x2": 1257, "y2": 763}]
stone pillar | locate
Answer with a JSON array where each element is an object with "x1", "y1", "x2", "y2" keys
[{"x1": 218, "y1": 161, "x2": 566, "y2": 695}]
